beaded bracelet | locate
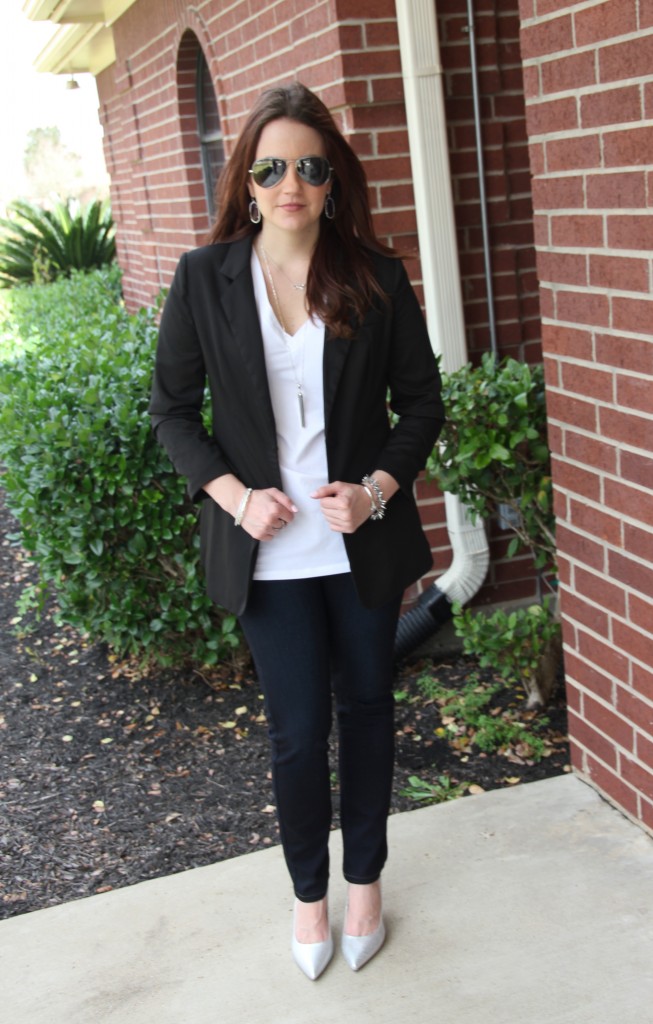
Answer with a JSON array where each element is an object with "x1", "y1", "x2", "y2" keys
[
  {"x1": 361, "y1": 475, "x2": 387, "y2": 521},
  {"x1": 234, "y1": 487, "x2": 253, "y2": 527}
]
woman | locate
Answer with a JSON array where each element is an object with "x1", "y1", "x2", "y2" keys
[{"x1": 150, "y1": 82, "x2": 444, "y2": 979}]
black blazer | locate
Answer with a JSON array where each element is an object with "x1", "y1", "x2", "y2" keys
[{"x1": 149, "y1": 236, "x2": 444, "y2": 615}]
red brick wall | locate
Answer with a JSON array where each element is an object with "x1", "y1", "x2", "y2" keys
[
  {"x1": 439, "y1": 0, "x2": 540, "y2": 363},
  {"x1": 95, "y1": 0, "x2": 539, "y2": 610},
  {"x1": 520, "y1": 0, "x2": 653, "y2": 833}
]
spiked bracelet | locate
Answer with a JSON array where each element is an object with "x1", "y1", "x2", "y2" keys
[{"x1": 361, "y1": 475, "x2": 387, "y2": 521}]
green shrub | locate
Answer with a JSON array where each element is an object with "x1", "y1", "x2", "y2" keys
[
  {"x1": 427, "y1": 353, "x2": 555, "y2": 570},
  {"x1": 452, "y1": 599, "x2": 561, "y2": 708},
  {"x1": 0, "y1": 263, "x2": 123, "y2": 362},
  {"x1": 0, "y1": 197, "x2": 115, "y2": 288},
  {"x1": 0, "y1": 292, "x2": 17, "y2": 362},
  {"x1": 0, "y1": 267, "x2": 239, "y2": 666},
  {"x1": 425, "y1": 354, "x2": 560, "y2": 705}
]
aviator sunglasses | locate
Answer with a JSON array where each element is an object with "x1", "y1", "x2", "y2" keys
[{"x1": 249, "y1": 155, "x2": 333, "y2": 189}]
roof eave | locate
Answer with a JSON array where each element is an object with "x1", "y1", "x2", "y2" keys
[
  {"x1": 33, "y1": 23, "x2": 115, "y2": 75},
  {"x1": 24, "y1": 0, "x2": 138, "y2": 75}
]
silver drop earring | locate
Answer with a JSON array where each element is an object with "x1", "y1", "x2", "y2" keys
[
  {"x1": 249, "y1": 198, "x2": 261, "y2": 224},
  {"x1": 324, "y1": 194, "x2": 335, "y2": 220}
]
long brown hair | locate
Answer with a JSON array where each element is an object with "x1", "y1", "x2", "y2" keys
[{"x1": 208, "y1": 82, "x2": 398, "y2": 337}]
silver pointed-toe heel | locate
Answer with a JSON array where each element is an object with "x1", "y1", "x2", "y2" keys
[
  {"x1": 341, "y1": 916, "x2": 386, "y2": 971},
  {"x1": 292, "y1": 902, "x2": 334, "y2": 980}
]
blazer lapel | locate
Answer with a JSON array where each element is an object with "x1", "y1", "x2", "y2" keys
[
  {"x1": 219, "y1": 237, "x2": 277, "y2": 436},
  {"x1": 323, "y1": 329, "x2": 352, "y2": 427}
]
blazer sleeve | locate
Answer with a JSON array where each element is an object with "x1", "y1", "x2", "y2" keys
[
  {"x1": 373, "y1": 260, "x2": 445, "y2": 493},
  {"x1": 149, "y1": 254, "x2": 234, "y2": 501}
]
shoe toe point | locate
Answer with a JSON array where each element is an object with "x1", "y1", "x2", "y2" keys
[{"x1": 341, "y1": 919, "x2": 386, "y2": 971}]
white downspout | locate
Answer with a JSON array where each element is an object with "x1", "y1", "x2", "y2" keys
[{"x1": 396, "y1": 0, "x2": 489, "y2": 612}]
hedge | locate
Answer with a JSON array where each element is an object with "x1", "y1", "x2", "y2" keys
[{"x1": 0, "y1": 267, "x2": 239, "y2": 666}]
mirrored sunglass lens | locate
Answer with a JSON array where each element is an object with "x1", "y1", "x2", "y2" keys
[
  {"x1": 298, "y1": 157, "x2": 329, "y2": 184},
  {"x1": 252, "y1": 159, "x2": 286, "y2": 186}
]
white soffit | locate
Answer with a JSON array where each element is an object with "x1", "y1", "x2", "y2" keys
[{"x1": 23, "y1": 0, "x2": 137, "y2": 75}]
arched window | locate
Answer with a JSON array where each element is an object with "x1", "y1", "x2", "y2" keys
[
  {"x1": 195, "y1": 50, "x2": 224, "y2": 219},
  {"x1": 177, "y1": 32, "x2": 224, "y2": 230}
]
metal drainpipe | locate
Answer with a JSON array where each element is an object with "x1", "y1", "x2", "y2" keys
[
  {"x1": 394, "y1": 0, "x2": 490, "y2": 660},
  {"x1": 465, "y1": 0, "x2": 498, "y2": 356}
]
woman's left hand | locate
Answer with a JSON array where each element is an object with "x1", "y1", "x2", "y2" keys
[{"x1": 310, "y1": 481, "x2": 372, "y2": 534}]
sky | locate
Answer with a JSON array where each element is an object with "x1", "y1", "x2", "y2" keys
[{"x1": 0, "y1": 1, "x2": 108, "y2": 206}]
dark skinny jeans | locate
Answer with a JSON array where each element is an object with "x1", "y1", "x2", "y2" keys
[{"x1": 238, "y1": 572, "x2": 401, "y2": 902}]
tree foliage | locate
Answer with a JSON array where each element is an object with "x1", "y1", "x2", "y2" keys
[{"x1": 22, "y1": 126, "x2": 84, "y2": 201}]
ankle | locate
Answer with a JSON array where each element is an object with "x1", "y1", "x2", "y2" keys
[
  {"x1": 345, "y1": 881, "x2": 382, "y2": 936},
  {"x1": 294, "y1": 896, "x2": 330, "y2": 944}
]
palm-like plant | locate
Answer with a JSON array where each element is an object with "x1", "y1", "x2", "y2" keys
[{"x1": 0, "y1": 197, "x2": 116, "y2": 288}]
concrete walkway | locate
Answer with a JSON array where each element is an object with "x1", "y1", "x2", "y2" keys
[{"x1": 2, "y1": 774, "x2": 653, "y2": 1024}]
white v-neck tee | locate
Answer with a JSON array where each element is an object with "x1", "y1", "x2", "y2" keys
[{"x1": 250, "y1": 250, "x2": 350, "y2": 581}]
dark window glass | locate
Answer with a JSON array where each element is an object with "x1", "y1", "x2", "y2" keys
[{"x1": 196, "y1": 51, "x2": 224, "y2": 218}]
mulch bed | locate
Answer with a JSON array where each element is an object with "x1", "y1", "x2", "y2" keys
[{"x1": 0, "y1": 491, "x2": 570, "y2": 920}]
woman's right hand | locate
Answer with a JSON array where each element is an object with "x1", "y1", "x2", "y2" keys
[
  {"x1": 239, "y1": 487, "x2": 298, "y2": 541},
  {"x1": 203, "y1": 475, "x2": 297, "y2": 541}
]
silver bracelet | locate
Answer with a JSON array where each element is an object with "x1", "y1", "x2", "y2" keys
[
  {"x1": 234, "y1": 487, "x2": 253, "y2": 527},
  {"x1": 362, "y1": 484, "x2": 377, "y2": 517},
  {"x1": 361, "y1": 475, "x2": 387, "y2": 521}
]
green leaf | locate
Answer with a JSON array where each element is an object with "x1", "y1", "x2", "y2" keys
[
  {"x1": 489, "y1": 443, "x2": 511, "y2": 461},
  {"x1": 89, "y1": 537, "x2": 104, "y2": 557}
]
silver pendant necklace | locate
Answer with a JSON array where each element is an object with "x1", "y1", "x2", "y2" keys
[
  {"x1": 260, "y1": 244, "x2": 306, "y2": 428},
  {"x1": 264, "y1": 250, "x2": 306, "y2": 291}
]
